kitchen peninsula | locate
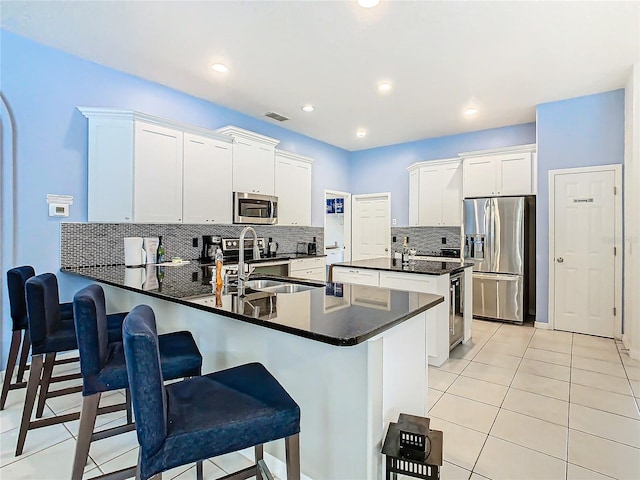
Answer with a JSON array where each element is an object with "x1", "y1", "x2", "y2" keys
[
  {"x1": 331, "y1": 257, "x2": 474, "y2": 366},
  {"x1": 62, "y1": 264, "x2": 443, "y2": 480}
]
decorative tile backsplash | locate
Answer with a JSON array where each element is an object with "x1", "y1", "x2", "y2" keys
[
  {"x1": 391, "y1": 226, "x2": 461, "y2": 256},
  {"x1": 61, "y1": 223, "x2": 324, "y2": 268}
]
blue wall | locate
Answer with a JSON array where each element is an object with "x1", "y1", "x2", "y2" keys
[
  {"x1": 535, "y1": 89, "x2": 625, "y2": 323},
  {"x1": 0, "y1": 30, "x2": 350, "y2": 364},
  {"x1": 349, "y1": 123, "x2": 537, "y2": 226}
]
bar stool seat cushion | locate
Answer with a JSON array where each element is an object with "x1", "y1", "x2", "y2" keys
[
  {"x1": 81, "y1": 332, "x2": 202, "y2": 396},
  {"x1": 144, "y1": 363, "x2": 300, "y2": 476}
]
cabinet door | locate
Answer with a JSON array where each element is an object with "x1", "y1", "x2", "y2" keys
[
  {"x1": 440, "y1": 161, "x2": 463, "y2": 226},
  {"x1": 183, "y1": 134, "x2": 232, "y2": 224},
  {"x1": 275, "y1": 156, "x2": 311, "y2": 225},
  {"x1": 418, "y1": 167, "x2": 443, "y2": 226},
  {"x1": 463, "y1": 157, "x2": 497, "y2": 197},
  {"x1": 232, "y1": 139, "x2": 275, "y2": 195},
  {"x1": 497, "y1": 153, "x2": 532, "y2": 195},
  {"x1": 408, "y1": 168, "x2": 419, "y2": 226},
  {"x1": 134, "y1": 121, "x2": 183, "y2": 223}
]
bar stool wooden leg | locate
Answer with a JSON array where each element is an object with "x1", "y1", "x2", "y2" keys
[
  {"x1": 15, "y1": 354, "x2": 44, "y2": 456},
  {"x1": 16, "y1": 331, "x2": 31, "y2": 383},
  {"x1": 196, "y1": 461, "x2": 203, "y2": 480},
  {"x1": 125, "y1": 389, "x2": 133, "y2": 424},
  {"x1": 0, "y1": 331, "x2": 21, "y2": 410},
  {"x1": 255, "y1": 444, "x2": 264, "y2": 480},
  {"x1": 71, "y1": 393, "x2": 101, "y2": 480},
  {"x1": 285, "y1": 434, "x2": 300, "y2": 480},
  {"x1": 35, "y1": 352, "x2": 56, "y2": 418}
]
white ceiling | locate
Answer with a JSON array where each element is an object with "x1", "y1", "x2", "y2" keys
[{"x1": 2, "y1": 1, "x2": 638, "y2": 151}]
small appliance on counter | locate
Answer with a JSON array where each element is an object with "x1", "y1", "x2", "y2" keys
[
  {"x1": 307, "y1": 237, "x2": 317, "y2": 256},
  {"x1": 440, "y1": 248, "x2": 461, "y2": 258},
  {"x1": 201, "y1": 235, "x2": 222, "y2": 263},
  {"x1": 266, "y1": 237, "x2": 279, "y2": 258}
]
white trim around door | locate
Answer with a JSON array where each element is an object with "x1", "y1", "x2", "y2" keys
[{"x1": 548, "y1": 164, "x2": 623, "y2": 338}]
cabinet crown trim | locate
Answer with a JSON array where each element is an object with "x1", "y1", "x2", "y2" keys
[
  {"x1": 215, "y1": 125, "x2": 280, "y2": 147},
  {"x1": 275, "y1": 150, "x2": 314, "y2": 164},
  {"x1": 77, "y1": 107, "x2": 233, "y2": 143},
  {"x1": 458, "y1": 143, "x2": 536, "y2": 159},
  {"x1": 407, "y1": 158, "x2": 460, "y2": 171}
]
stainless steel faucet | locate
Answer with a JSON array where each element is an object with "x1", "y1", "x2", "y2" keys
[{"x1": 237, "y1": 226, "x2": 260, "y2": 295}]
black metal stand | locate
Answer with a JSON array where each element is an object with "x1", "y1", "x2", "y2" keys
[{"x1": 382, "y1": 414, "x2": 443, "y2": 480}]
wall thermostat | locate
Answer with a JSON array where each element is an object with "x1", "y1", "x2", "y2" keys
[
  {"x1": 47, "y1": 194, "x2": 73, "y2": 217},
  {"x1": 49, "y1": 203, "x2": 69, "y2": 217}
]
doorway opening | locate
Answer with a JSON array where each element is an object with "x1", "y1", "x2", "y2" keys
[{"x1": 324, "y1": 190, "x2": 351, "y2": 275}]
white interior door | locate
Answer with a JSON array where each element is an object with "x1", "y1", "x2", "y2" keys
[
  {"x1": 553, "y1": 170, "x2": 616, "y2": 337},
  {"x1": 351, "y1": 193, "x2": 391, "y2": 261}
]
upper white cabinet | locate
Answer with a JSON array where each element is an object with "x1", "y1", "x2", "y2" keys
[
  {"x1": 182, "y1": 133, "x2": 233, "y2": 224},
  {"x1": 216, "y1": 126, "x2": 280, "y2": 196},
  {"x1": 275, "y1": 150, "x2": 313, "y2": 226},
  {"x1": 79, "y1": 107, "x2": 232, "y2": 223},
  {"x1": 460, "y1": 144, "x2": 537, "y2": 197},
  {"x1": 407, "y1": 158, "x2": 463, "y2": 227}
]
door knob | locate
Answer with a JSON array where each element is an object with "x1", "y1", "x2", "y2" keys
[{"x1": 557, "y1": 257, "x2": 564, "y2": 263}]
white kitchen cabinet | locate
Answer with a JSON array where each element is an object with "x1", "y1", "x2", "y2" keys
[
  {"x1": 331, "y1": 267, "x2": 380, "y2": 286},
  {"x1": 134, "y1": 121, "x2": 184, "y2": 223},
  {"x1": 183, "y1": 133, "x2": 233, "y2": 224},
  {"x1": 216, "y1": 126, "x2": 280, "y2": 196},
  {"x1": 460, "y1": 144, "x2": 537, "y2": 197},
  {"x1": 407, "y1": 158, "x2": 462, "y2": 227},
  {"x1": 79, "y1": 107, "x2": 233, "y2": 223},
  {"x1": 290, "y1": 256, "x2": 325, "y2": 282},
  {"x1": 275, "y1": 150, "x2": 313, "y2": 226}
]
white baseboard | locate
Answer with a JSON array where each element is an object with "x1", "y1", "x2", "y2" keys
[
  {"x1": 534, "y1": 321, "x2": 552, "y2": 330},
  {"x1": 622, "y1": 335, "x2": 640, "y2": 360}
]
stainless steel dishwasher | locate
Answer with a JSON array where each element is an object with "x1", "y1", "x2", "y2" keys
[{"x1": 450, "y1": 272, "x2": 465, "y2": 350}]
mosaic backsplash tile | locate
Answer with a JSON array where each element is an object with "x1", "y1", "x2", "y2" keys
[
  {"x1": 391, "y1": 226, "x2": 462, "y2": 256},
  {"x1": 61, "y1": 223, "x2": 324, "y2": 268}
]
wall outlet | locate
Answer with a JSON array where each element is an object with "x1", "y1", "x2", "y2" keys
[
  {"x1": 392, "y1": 236, "x2": 397, "y2": 243},
  {"x1": 392, "y1": 218, "x2": 397, "y2": 226},
  {"x1": 191, "y1": 272, "x2": 198, "y2": 282},
  {"x1": 441, "y1": 237, "x2": 447, "y2": 244},
  {"x1": 192, "y1": 237, "x2": 198, "y2": 247}
]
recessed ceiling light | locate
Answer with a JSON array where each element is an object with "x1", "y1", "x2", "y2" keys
[
  {"x1": 358, "y1": 0, "x2": 379, "y2": 8},
  {"x1": 356, "y1": 129, "x2": 367, "y2": 138},
  {"x1": 301, "y1": 105, "x2": 315, "y2": 112},
  {"x1": 377, "y1": 82, "x2": 393, "y2": 94},
  {"x1": 211, "y1": 63, "x2": 228, "y2": 73},
  {"x1": 464, "y1": 107, "x2": 479, "y2": 116}
]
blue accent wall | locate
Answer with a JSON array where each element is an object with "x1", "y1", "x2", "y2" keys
[
  {"x1": 348, "y1": 123, "x2": 537, "y2": 226},
  {"x1": 0, "y1": 30, "x2": 349, "y2": 364},
  {"x1": 535, "y1": 89, "x2": 625, "y2": 323}
]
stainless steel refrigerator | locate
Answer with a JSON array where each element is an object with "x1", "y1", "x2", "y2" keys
[{"x1": 463, "y1": 197, "x2": 535, "y2": 324}]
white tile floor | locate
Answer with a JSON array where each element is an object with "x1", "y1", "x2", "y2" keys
[
  {"x1": 428, "y1": 320, "x2": 640, "y2": 480},
  {"x1": 1, "y1": 320, "x2": 639, "y2": 479}
]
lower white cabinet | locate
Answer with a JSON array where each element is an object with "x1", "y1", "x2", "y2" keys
[
  {"x1": 182, "y1": 133, "x2": 232, "y2": 224},
  {"x1": 275, "y1": 151, "x2": 313, "y2": 226},
  {"x1": 289, "y1": 257, "x2": 326, "y2": 282}
]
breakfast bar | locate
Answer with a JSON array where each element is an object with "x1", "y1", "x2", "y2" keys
[{"x1": 62, "y1": 264, "x2": 443, "y2": 480}]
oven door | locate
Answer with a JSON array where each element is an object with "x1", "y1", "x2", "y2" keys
[{"x1": 234, "y1": 192, "x2": 278, "y2": 224}]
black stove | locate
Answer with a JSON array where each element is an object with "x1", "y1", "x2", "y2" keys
[{"x1": 221, "y1": 237, "x2": 266, "y2": 262}]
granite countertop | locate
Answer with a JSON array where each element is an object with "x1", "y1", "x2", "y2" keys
[
  {"x1": 61, "y1": 264, "x2": 443, "y2": 347},
  {"x1": 332, "y1": 257, "x2": 474, "y2": 275}
]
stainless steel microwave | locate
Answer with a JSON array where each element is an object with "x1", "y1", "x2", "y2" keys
[{"x1": 233, "y1": 192, "x2": 278, "y2": 225}]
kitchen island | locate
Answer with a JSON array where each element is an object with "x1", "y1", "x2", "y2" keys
[
  {"x1": 62, "y1": 264, "x2": 443, "y2": 480},
  {"x1": 331, "y1": 257, "x2": 474, "y2": 366}
]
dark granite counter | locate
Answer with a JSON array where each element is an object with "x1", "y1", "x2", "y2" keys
[
  {"x1": 332, "y1": 257, "x2": 474, "y2": 276},
  {"x1": 61, "y1": 264, "x2": 443, "y2": 347}
]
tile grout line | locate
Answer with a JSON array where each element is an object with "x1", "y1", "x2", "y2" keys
[{"x1": 565, "y1": 332, "x2": 574, "y2": 480}]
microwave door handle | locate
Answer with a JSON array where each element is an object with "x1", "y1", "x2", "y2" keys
[{"x1": 270, "y1": 199, "x2": 275, "y2": 219}]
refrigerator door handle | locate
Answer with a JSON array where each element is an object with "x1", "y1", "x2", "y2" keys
[{"x1": 473, "y1": 272, "x2": 521, "y2": 282}]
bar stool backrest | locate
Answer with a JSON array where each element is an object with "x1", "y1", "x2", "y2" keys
[
  {"x1": 25, "y1": 273, "x2": 63, "y2": 350},
  {"x1": 7, "y1": 266, "x2": 35, "y2": 331},
  {"x1": 122, "y1": 305, "x2": 168, "y2": 455},
  {"x1": 73, "y1": 285, "x2": 112, "y2": 382}
]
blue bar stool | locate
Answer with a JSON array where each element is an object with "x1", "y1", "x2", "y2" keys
[
  {"x1": 71, "y1": 284, "x2": 203, "y2": 480},
  {"x1": 1, "y1": 266, "x2": 76, "y2": 410},
  {"x1": 123, "y1": 305, "x2": 301, "y2": 480}
]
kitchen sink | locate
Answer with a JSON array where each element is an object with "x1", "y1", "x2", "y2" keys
[{"x1": 244, "y1": 279, "x2": 321, "y2": 294}]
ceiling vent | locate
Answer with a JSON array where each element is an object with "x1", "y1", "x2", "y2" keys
[{"x1": 264, "y1": 111, "x2": 289, "y2": 122}]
